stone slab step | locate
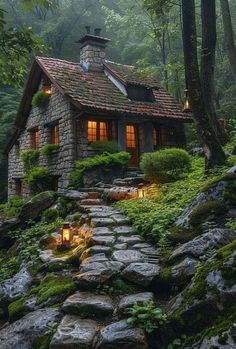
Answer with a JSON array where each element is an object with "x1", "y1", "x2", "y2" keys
[{"x1": 79, "y1": 199, "x2": 102, "y2": 206}]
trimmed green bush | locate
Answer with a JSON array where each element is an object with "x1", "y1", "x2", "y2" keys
[
  {"x1": 20, "y1": 149, "x2": 39, "y2": 171},
  {"x1": 69, "y1": 151, "x2": 130, "y2": 188},
  {"x1": 42, "y1": 208, "x2": 60, "y2": 222},
  {"x1": 24, "y1": 167, "x2": 54, "y2": 194},
  {"x1": 90, "y1": 140, "x2": 120, "y2": 153},
  {"x1": 140, "y1": 148, "x2": 191, "y2": 183},
  {"x1": 41, "y1": 144, "x2": 60, "y2": 157},
  {"x1": 32, "y1": 91, "x2": 50, "y2": 108}
]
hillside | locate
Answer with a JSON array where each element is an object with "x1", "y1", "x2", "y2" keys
[{"x1": 0, "y1": 150, "x2": 235, "y2": 349}]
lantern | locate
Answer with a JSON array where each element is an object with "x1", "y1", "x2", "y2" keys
[
  {"x1": 42, "y1": 84, "x2": 52, "y2": 96},
  {"x1": 61, "y1": 223, "x2": 72, "y2": 246},
  {"x1": 183, "y1": 89, "x2": 191, "y2": 112}
]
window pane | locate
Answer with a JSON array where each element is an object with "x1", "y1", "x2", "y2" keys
[
  {"x1": 99, "y1": 122, "x2": 108, "y2": 141},
  {"x1": 53, "y1": 125, "x2": 59, "y2": 144},
  {"x1": 31, "y1": 130, "x2": 39, "y2": 149},
  {"x1": 126, "y1": 125, "x2": 136, "y2": 148},
  {"x1": 88, "y1": 121, "x2": 97, "y2": 142}
]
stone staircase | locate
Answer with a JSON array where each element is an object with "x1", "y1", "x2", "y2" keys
[{"x1": 49, "y1": 177, "x2": 162, "y2": 349}]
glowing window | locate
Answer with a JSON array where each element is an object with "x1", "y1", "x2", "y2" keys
[
  {"x1": 49, "y1": 124, "x2": 60, "y2": 144},
  {"x1": 31, "y1": 129, "x2": 40, "y2": 149},
  {"x1": 126, "y1": 125, "x2": 136, "y2": 148},
  {"x1": 88, "y1": 121, "x2": 109, "y2": 142}
]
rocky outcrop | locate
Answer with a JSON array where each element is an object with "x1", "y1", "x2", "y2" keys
[{"x1": 0, "y1": 308, "x2": 60, "y2": 349}]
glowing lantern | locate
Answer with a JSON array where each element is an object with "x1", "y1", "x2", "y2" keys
[
  {"x1": 183, "y1": 89, "x2": 191, "y2": 112},
  {"x1": 61, "y1": 223, "x2": 72, "y2": 246},
  {"x1": 42, "y1": 84, "x2": 52, "y2": 96}
]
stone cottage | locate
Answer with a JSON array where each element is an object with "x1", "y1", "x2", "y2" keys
[{"x1": 6, "y1": 29, "x2": 191, "y2": 197}]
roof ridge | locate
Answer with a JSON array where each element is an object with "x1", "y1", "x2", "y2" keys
[
  {"x1": 105, "y1": 60, "x2": 134, "y2": 68},
  {"x1": 36, "y1": 56, "x2": 79, "y2": 66}
]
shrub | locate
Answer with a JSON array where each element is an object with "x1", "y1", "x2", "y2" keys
[
  {"x1": 90, "y1": 140, "x2": 120, "y2": 153},
  {"x1": 32, "y1": 91, "x2": 50, "y2": 108},
  {"x1": 24, "y1": 167, "x2": 54, "y2": 194},
  {"x1": 42, "y1": 208, "x2": 60, "y2": 222},
  {"x1": 140, "y1": 148, "x2": 191, "y2": 183},
  {"x1": 69, "y1": 151, "x2": 130, "y2": 188},
  {"x1": 20, "y1": 149, "x2": 39, "y2": 171},
  {"x1": 0, "y1": 196, "x2": 26, "y2": 219},
  {"x1": 126, "y1": 301, "x2": 167, "y2": 333},
  {"x1": 41, "y1": 144, "x2": 60, "y2": 157}
]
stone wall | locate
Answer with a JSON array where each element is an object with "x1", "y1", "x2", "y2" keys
[{"x1": 8, "y1": 84, "x2": 76, "y2": 197}]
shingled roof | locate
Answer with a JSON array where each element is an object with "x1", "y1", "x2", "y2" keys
[{"x1": 36, "y1": 57, "x2": 191, "y2": 121}]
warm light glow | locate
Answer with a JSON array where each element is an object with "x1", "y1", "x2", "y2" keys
[
  {"x1": 87, "y1": 121, "x2": 108, "y2": 142},
  {"x1": 126, "y1": 125, "x2": 136, "y2": 148},
  {"x1": 42, "y1": 84, "x2": 52, "y2": 96},
  {"x1": 183, "y1": 89, "x2": 191, "y2": 112},
  {"x1": 138, "y1": 186, "x2": 148, "y2": 198},
  {"x1": 61, "y1": 223, "x2": 72, "y2": 245}
]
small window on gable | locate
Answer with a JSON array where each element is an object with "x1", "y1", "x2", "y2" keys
[
  {"x1": 49, "y1": 124, "x2": 60, "y2": 144},
  {"x1": 30, "y1": 129, "x2": 40, "y2": 149},
  {"x1": 87, "y1": 121, "x2": 110, "y2": 142},
  {"x1": 127, "y1": 85, "x2": 154, "y2": 102}
]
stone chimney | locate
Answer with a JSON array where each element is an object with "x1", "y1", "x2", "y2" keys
[{"x1": 77, "y1": 27, "x2": 110, "y2": 72}]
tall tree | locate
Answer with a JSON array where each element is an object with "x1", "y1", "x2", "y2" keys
[
  {"x1": 182, "y1": 0, "x2": 226, "y2": 168},
  {"x1": 220, "y1": 0, "x2": 236, "y2": 81},
  {"x1": 201, "y1": 0, "x2": 228, "y2": 144}
]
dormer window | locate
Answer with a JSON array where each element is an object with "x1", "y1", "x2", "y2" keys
[{"x1": 127, "y1": 85, "x2": 154, "y2": 102}]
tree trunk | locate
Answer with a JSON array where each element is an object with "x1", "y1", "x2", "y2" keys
[
  {"x1": 201, "y1": 0, "x2": 228, "y2": 144},
  {"x1": 220, "y1": 0, "x2": 236, "y2": 81},
  {"x1": 182, "y1": 0, "x2": 226, "y2": 168}
]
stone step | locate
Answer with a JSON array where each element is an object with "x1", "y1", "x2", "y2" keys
[
  {"x1": 79, "y1": 198, "x2": 102, "y2": 206},
  {"x1": 77, "y1": 187, "x2": 104, "y2": 193},
  {"x1": 113, "y1": 177, "x2": 145, "y2": 187}
]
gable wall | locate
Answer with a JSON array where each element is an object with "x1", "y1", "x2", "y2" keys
[{"x1": 8, "y1": 84, "x2": 76, "y2": 197}]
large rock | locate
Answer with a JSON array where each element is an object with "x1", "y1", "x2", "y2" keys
[
  {"x1": 171, "y1": 257, "x2": 197, "y2": 280},
  {"x1": 50, "y1": 315, "x2": 97, "y2": 349},
  {"x1": 170, "y1": 229, "x2": 236, "y2": 260},
  {"x1": 0, "y1": 219, "x2": 20, "y2": 248},
  {"x1": 95, "y1": 320, "x2": 148, "y2": 349},
  {"x1": 0, "y1": 308, "x2": 60, "y2": 349},
  {"x1": 104, "y1": 187, "x2": 138, "y2": 201},
  {"x1": 112, "y1": 250, "x2": 144, "y2": 264},
  {"x1": 83, "y1": 165, "x2": 126, "y2": 187},
  {"x1": 62, "y1": 291, "x2": 114, "y2": 318},
  {"x1": 118, "y1": 293, "x2": 155, "y2": 314},
  {"x1": 79, "y1": 261, "x2": 124, "y2": 274},
  {"x1": 19, "y1": 191, "x2": 57, "y2": 221},
  {"x1": 122, "y1": 263, "x2": 160, "y2": 286},
  {"x1": 0, "y1": 266, "x2": 32, "y2": 302},
  {"x1": 74, "y1": 269, "x2": 116, "y2": 289}
]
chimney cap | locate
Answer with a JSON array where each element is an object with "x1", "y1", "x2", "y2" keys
[{"x1": 76, "y1": 34, "x2": 111, "y2": 47}]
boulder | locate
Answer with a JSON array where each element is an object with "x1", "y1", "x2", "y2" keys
[
  {"x1": 104, "y1": 187, "x2": 138, "y2": 201},
  {"x1": 170, "y1": 229, "x2": 236, "y2": 260},
  {"x1": 83, "y1": 165, "x2": 126, "y2": 187},
  {"x1": 171, "y1": 257, "x2": 197, "y2": 280},
  {"x1": 50, "y1": 315, "x2": 97, "y2": 349},
  {"x1": 0, "y1": 266, "x2": 32, "y2": 302},
  {"x1": 0, "y1": 218, "x2": 20, "y2": 248},
  {"x1": 0, "y1": 308, "x2": 60, "y2": 349},
  {"x1": 62, "y1": 291, "x2": 114, "y2": 318},
  {"x1": 95, "y1": 320, "x2": 148, "y2": 349},
  {"x1": 118, "y1": 292, "x2": 155, "y2": 314},
  {"x1": 122, "y1": 263, "x2": 160, "y2": 286},
  {"x1": 19, "y1": 191, "x2": 57, "y2": 221},
  {"x1": 39, "y1": 232, "x2": 61, "y2": 249}
]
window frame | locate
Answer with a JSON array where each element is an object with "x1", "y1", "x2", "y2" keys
[
  {"x1": 30, "y1": 128, "x2": 40, "y2": 149},
  {"x1": 48, "y1": 124, "x2": 60, "y2": 145},
  {"x1": 87, "y1": 120, "x2": 112, "y2": 143}
]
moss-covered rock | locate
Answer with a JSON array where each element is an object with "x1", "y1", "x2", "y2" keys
[
  {"x1": 189, "y1": 200, "x2": 227, "y2": 227},
  {"x1": 20, "y1": 191, "x2": 57, "y2": 221}
]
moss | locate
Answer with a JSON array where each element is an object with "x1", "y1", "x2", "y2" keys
[
  {"x1": 66, "y1": 253, "x2": 81, "y2": 267},
  {"x1": 189, "y1": 200, "x2": 227, "y2": 226},
  {"x1": 217, "y1": 240, "x2": 236, "y2": 260},
  {"x1": 28, "y1": 261, "x2": 43, "y2": 277},
  {"x1": 168, "y1": 226, "x2": 200, "y2": 244},
  {"x1": 41, "y1": 144, "x2": 60, "y2": 157},
  {"x1": 201, "y1": 173, "x2": 236, "y2": 192},
  {"x1": 32, "y1": 335, "x2": 52, "y2": 349},
  {"x1": 223, "y1": 182, "x2": 236, "y2": 204},
  {"x1": 29, "y1": 275, "x2": 76, "y2": 304},
  {"x1": 30, "y1": 191, "x2": 56, "y2": 204},
  {"x1": 42, "y1": 208, "x2": 60, "y2": 223},
  {"x1": 8, "y1": 298, "x2": 29, "y2": 322}
]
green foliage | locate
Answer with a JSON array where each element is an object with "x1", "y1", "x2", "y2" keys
[
  {"x1": 41, "y1": 144, "x2": 60, "y2": 156},
  {"x1": 117, "y1": 157, "x2": 229, "y2": 244},
  {"x1": 223, "y1": 182, "x2": 236, "y2": 204},
  {"x1": 168, "y1": 226, "x2": 198, "y2": 244},
  {"x1": 189, "y1": 200, "x2": 228, "y2": 227},
  {"x1": 0, "y1": 196, "x2": 26, "y2": 219},
  {"x1": 29, "y1": 275, "x2": 76, "y2": 304},
  {"x1": 42, "y1": 208, "x2": 60, "y2": 222},
  {"x1": 0, "y1": 256, "x2": 21, "y2": 282},
  {"x1": 32, "y1": 91, "x2": 50, "y2": 108},
  {"x1": 90, "y1": 140, "x2": 120, "y2": 153},
  {"x1": 20, "y1": 149, "x2": 39, "y2": 171},
  {"x1": 66, "y1": 253, "x2": 81, "y2": 267},
  {"x1": 24, "y1": 167, "x2": 54, "y2": 194},
  {"x1": 8, "y1": 298, "x2": 28, "y2": 322},
  {"x1": 69, "y1": 151, "x2": 130, "y2": 188},
  {"x1": 140, "y1": 148, "x2": 191, "y2": 183},
  {"x1": 126, "y1": 301, "x2": 167, "y2": 333}
]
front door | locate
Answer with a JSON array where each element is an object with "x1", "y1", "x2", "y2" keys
[{"x1": 126, "y1": 124, "x2": 139, "y2": 166}]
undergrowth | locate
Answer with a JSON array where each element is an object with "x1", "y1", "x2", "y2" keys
[{"x1": 117, "y1": 156, "x2": 230, "y2": 245}]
